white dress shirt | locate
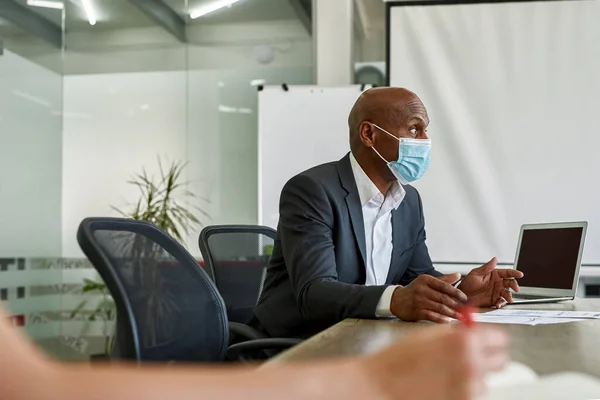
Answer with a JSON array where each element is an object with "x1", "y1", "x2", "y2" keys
[{"x1": 349, "y1": 154, "x2": 405, "y2": 317}]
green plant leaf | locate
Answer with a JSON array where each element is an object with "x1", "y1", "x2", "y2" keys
[
  {"x1": 70, "y1": 300, "x2": 88, "y2": 319},
  {"x1": 81, "y1": 278, "x2": 107, "y2": 293},
  {"x1": 104, "y1": 156, "x2": 210, "y2": 346},
  {"x1": 110, "y1": 205, "x2": 130, "y2": 218}
]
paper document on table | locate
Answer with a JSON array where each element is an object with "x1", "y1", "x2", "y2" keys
[
  {"x1": 473, "y1": 314, "x2": 583, "y2": 326},
  {"x1": 483, "y1": 372, "x2": 600, "y2": 400},
  {"x1": 487, "y1": 309, "x2": 600, "y2": 319},
  {"x1": 472, "y1": 309, "x2": 600, "y2": 325}
]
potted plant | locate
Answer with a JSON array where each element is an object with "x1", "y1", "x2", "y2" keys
[
  {"x1": 70, "y1": 278, "x2": 115, "y2": 359},
  {"x1": 72, "y1": 158, "x2": 208, "y2": 358}
]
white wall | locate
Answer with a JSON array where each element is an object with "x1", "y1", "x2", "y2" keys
[
  {"x1": 188, "y1": 67, "x2": 314, "y2": 230},
  {"x1": 4, "y1": 17, "x2": 314, "y2": 259},
  {"x1": 62, "y1": 66, "x2": 312, "y2": 258},
  {"x1": 61, "y1": 72, "x2": 188, "y2": 257},
  {"x1": 61, "y1": 19, "x2": 313, "y2": 258},
  {"x1": 0, "y1": 49, "x2": 63, "y2": 257}
]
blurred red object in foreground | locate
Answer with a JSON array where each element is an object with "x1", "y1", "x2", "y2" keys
[
  {"x1": 459, "y1": 303, "x2": 476, "y2": 328},
  {"x1": 7, "y1": 315, "x2": 25, "y2": 327}
]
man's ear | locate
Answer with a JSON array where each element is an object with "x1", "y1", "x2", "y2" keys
[{"x1": 359, "y1": 121, "x2": 375, "y2": 148}]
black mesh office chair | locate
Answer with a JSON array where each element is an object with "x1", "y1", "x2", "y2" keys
[
  {"x1": 198, "y1": 225, "x2": 276, "y2": 324},
  {"x1": 77, "y1": 218, "x2": 297, "y2": 363}
]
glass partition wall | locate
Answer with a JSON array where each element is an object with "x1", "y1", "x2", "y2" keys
[
  {"x1": 0, "y1": 0, "x2": 313, "y2": 360},
  {"x1": 61, "y1": 0, "x2": 190, "y2": 360},
  {"x1": 0, "y1": 2, "x2": 65, "y2": 358}
]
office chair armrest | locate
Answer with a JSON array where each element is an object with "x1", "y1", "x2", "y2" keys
[
  {"x1": 229, "y1": 321, "x2": 267, "y2": 340},
  {"x1": 227, "y1": 338, "x2": 302, "y2": 361}
]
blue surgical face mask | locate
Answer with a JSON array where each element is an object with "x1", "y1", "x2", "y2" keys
[{"x1": 370, "y1": 123, "x2": 432, "y2": 184}]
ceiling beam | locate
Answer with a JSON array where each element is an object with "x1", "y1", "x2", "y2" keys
[
  {"x1": 288, "y1": 0, "x2": 312, "y2": 35},
  {"x1": 0, "y1": 0, "x2": 62, "y2": 48},
  {"x1": 128, "y1": 0, "x2": 187, "y2": 42}
]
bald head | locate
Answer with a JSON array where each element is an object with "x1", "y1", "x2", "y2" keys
[{"x1": 348, "y1": 87, "x2": 429, "y2": 151}]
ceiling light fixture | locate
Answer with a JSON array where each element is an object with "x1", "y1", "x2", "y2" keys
[
  {"x1": 81, "y1": 0, "x2": 97, "y2": 25},
  {"x1": 26, "y1": 0, "x2": 64, "y2": 9},
  {"x1": 250, "y1": 79, "x2": 266, "y2": 87},
  {"x1": 190, "y1": 0, "x2": 241, "y2": 19}
]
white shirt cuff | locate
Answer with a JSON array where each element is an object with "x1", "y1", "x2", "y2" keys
[{"x1": 375, "y1": 286, "x2": 400, "y2": 318}]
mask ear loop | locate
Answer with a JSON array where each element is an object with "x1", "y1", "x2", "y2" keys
[
  {"x1": 369, "y1": 123, "x2": 397, "y2": 165},
  {"x1": 371, "y1": 146, "x2": 389, "y2": 164},
  {"x1": 371, "y1": 123, "x2": 401, "y2": 141}
]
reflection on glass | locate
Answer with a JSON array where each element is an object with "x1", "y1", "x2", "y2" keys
[
  {"x1": 1, "y1": 0, "x2": 314, "y2": 360},
  {"x1": 0, "y1": 2, "x2": 65, "y2": 357}
]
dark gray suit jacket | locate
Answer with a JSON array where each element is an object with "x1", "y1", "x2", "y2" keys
[{"x1": 253, "y1": 153, "x2": 441, "y2": 338}]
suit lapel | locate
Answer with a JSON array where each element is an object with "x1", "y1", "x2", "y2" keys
[{"x1": 336, "y1": 154, "x2": 367, "y2": 268}]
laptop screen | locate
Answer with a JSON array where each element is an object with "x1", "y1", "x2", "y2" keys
[{"x1": 515, "y1": 227, "x2": 583, "y2": 289}]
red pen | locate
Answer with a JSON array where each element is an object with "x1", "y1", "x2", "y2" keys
[{"x1": 459, "y1": 303, "x2": 476, "y2": 327}]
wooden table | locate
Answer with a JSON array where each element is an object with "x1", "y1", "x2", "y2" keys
[{"x1": 271, "y1": 299, "x2": 600, "y2": 378}]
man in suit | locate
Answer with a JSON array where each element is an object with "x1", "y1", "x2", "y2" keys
[{"x1": 253, "y1": 87, "x2": 523, "y2": 339}]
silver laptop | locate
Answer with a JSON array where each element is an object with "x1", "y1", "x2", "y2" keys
[{"x1": 509, "y1": 221, "x2": 587, "y2": 304}]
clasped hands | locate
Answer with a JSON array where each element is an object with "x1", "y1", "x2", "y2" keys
[{"x1": 390, "y1": 257, "x2": 524, "y2": 323}]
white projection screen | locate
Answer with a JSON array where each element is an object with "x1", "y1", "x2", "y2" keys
[{"x1": 387, "y1": 0, "x2": 600, "y2": 265}]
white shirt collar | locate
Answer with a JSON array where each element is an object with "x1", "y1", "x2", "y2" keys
[{"x1": 349, "y1": 153, "x2": 405, "y2": 209}]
